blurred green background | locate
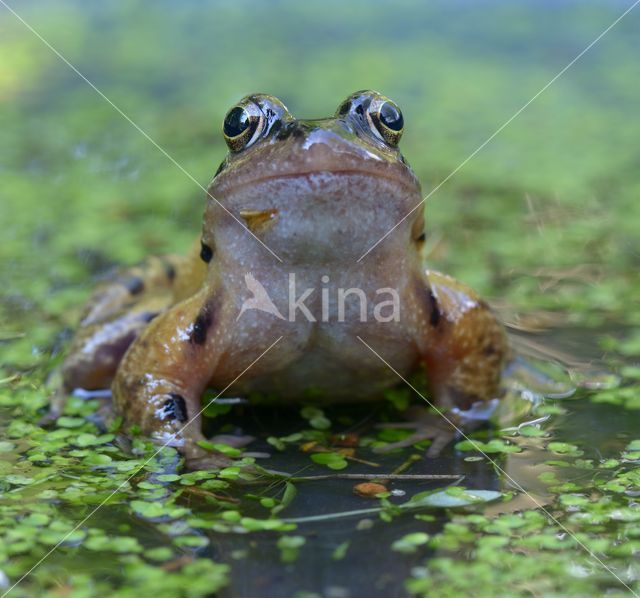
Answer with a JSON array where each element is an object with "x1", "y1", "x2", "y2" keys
[{"x1": 1, "y1": 0, "x2": 639, "y2": 332}]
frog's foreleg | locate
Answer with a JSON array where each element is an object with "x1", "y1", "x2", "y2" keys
[
  {"x1": 394, "y1": 270, "x2": 509, "y2": 456},
  {"x1": 421, "y1": 270, "x2": 508, "y2": 410},
  {"x1": 111, "y1": 289, "x2": 231, "y2": 467}
]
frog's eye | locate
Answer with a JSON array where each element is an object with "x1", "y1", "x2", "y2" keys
[
  {"x1": 222, "y1": 101, "x2": 266, "y2": 152},
  {"x1": 366, "y1": 97, "x2": 404, "y2": 147}
]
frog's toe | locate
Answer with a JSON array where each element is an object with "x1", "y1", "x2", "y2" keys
[
  {"x1": 425, "y1": 427, "x2": 457, "y2": 458},
  {"x1": 373, "y1": 428, "x2": 431, "y2": 453},
  {"x1": 42, "y1": 385, "x2": 68, "y2": 426},
  {"x1": 373, "y1": 425, "x2": 456, "y2": 456},
  {"x1": 374, "y1": 411, "x2": 459, "y2": 457},
  {"x1": 38, "y1": 410, "x2": 60, "y2": 428},
  {"x1": 208, "y1": 433, "x2": 255, "y2": 448},
  {"x1": 185, "y1": 451, "x2": 234, "y2": 471},
  {"x1": 205, "y1": 434, "x2": 271, "y2": 459}
]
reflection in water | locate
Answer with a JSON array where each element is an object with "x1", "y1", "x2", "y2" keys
[{"x1": 194, "y1": 333, "x2": 625, "y2": 597}]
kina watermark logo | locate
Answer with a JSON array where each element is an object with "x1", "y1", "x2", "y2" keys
[
  {"x1": 237, "y1": 273, "x2": 400, "y2": 323},
  {"x1": 236, "y1": 273, "x2": 286, "y2": 321}
]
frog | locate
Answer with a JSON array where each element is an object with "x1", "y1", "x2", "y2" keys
[{"x1": 60, "y1": 90, "x2": 508, "y2": 468}]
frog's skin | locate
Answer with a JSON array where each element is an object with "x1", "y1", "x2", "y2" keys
[{"x1": 61, "y1": 91, "x2": 508, "y2": 467}]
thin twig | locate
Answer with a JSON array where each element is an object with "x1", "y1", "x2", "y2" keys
[{"x1": 286, "y1": 473, "x2": 462, "y2": 482}]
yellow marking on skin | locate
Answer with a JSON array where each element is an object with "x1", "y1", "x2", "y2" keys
[{"x1": 239, "y1": 208, "x2": 278, "y2": 233}]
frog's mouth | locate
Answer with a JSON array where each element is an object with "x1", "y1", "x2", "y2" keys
[
  {"x1": 210, "y1": 128, "x2": 421, "y2": 199},
  {"x1": 209, "y1": 169, "x2": 422, "y2": 263},
  {"x1": 232, "y1": 169, "x2": 414, "y2": 234},
  {"x1": 214, "y1": 167, "x2": 419, "y2": 197}
]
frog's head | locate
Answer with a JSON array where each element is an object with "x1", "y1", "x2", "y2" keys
[{"x1": 206, "y1": 91, "x2": 424, "y2": 264}]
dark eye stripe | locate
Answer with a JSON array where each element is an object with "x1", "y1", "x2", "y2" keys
[
  {"x1": 337, "y1": 100, "x2": 351, "y2": 116},
  {"x1": 200, "y1": 242, "x2": 213, "y2": 263}
]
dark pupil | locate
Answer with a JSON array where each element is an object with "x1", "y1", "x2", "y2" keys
[
  {"x1": 379, "y1": 102, "x2": 403, "y2": 131},
  {"x1": 224, "y1": 107, "x2": 250, "y2": 137}
]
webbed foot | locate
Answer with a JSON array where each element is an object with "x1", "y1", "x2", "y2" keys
[
  {"x1": 184, "y1": 451, "x2": 235, "y2": 471},
  {"x1": 374, "y1": 407, "x2": 467, "y2": 457}
]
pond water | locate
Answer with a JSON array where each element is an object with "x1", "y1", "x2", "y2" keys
[{"x1": 1, "y1": 1, "x2": 640, "y2": 596}]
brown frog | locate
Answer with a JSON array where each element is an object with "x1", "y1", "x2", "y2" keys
[{"x1": 61, "y1": 90, "x2": 508, "y2": 468}]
